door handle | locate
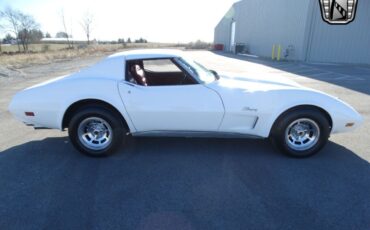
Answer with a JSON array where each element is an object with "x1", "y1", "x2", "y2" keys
[
  {"x1": 124, "y1": 82, "x2": 137, "y2": 87},
  {"x1": 123, "y1": 81, "x2": 137, "y2": 94}
]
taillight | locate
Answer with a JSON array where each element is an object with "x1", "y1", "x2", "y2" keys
[{"x1": 25, "y1": 112, "x2": 35, "y2": 116}]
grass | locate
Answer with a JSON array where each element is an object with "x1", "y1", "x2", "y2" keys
[
  {"x1": 0, "y1": 43, "x2": 70, "y2": 53},
  {"x1": 0, "y1": 43, "x2": 184, "y2": 68}
]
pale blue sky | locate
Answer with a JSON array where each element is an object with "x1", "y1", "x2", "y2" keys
[{"x1": 0, "y1": 0, "x2": 238, "y2": 42}]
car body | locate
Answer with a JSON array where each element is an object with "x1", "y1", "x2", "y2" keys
[{"x1": 8, "y1": 49, "x2": 363, "y2": 157}]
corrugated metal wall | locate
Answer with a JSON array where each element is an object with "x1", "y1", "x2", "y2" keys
[
  {"x1": 214, "y1": 0, "x2": 370, "y2": 64},
  {"x1": 306, "y1": 0, "x2": 370, "y2": 64},
  {"x1": 214, "y1": 5, "x2": 236, "y2": 52},
  {"x1": 215, "y1": 0, "x2": 311, "y2": 60},
  {"x1": 234, "y1": 0, "x2": 311, "y2": 60}
]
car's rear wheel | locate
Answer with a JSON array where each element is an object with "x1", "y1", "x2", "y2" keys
[
  {"x1": 270, "y1": 108, "x2": 330, "y2": 158},
  {"x1": 68, "y1": 107, "x2": 126, "y2": 157}
]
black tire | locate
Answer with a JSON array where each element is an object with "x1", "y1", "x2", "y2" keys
[
  {"x1": 68, "y1": 106, "x2": 126, "y2": 157},
  {"x1": 270, "y1": 108, "x2": 330, "y2": 158}
]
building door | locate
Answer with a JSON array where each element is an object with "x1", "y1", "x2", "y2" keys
[{"x1": 230, "y1": 21, "x2": 236, "y2": 52}]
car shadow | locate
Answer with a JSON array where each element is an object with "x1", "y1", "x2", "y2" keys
[
  {"x1": 0, "y1": 137, "x2": 369, "y2": 230},
  {"x1": 212, "y1": 51, "x2": 370, "y2": 96}
]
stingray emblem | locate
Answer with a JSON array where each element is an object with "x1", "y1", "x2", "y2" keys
[
  {"x1": 242, "y1": 107, "x2": 258, "y2": 112},
  {"x1": 319, "y1": 0, "x2": 358, "y2": 24}
]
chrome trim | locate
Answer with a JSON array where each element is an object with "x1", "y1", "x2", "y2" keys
[
  {"x1": 285, "y1": 118, "x2": 320, "y2": 151},
  {"x1": 124, "y1": 82, "x2": 137, "y2": 87},
  {"x1": 252, "y1": 117, "x2": 259, "y2": 129},
  {"x1": 77, "y1": 117, "x2": 113, "y2": 151},
  {"x1": 132, "y1": 130, "x2": 263, "y2": 139}
]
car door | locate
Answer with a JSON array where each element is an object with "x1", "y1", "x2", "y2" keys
[{"x1": 118, "y1": 59, "x2": 224, "y2": 132}]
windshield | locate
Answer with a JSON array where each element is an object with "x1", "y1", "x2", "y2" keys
[{"x1": 176, "y1": 57, "x2": 216, "y2": 84}]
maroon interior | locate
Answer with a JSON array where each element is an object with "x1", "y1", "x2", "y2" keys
[
  {"x1": 130, "y1": 64, "x2": 148, "y2": 86},
  {"x1": 127, "y1": 60, "x2": 197, "y2": 86},
  {"x1": 145, "y1": 71, "x2": 196, "y2": 86}
]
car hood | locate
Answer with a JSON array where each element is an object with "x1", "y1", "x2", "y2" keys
[{"x1": 210, "y1": 72, "x2": 303, "y2": 92}]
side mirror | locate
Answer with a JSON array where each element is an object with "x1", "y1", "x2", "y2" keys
[{"x1": 210, "y1": 70, "x2": 220, "y2": 80}]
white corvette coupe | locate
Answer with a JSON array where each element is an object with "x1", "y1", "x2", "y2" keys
[{"x1": 9, "y1": 50, "x2": 363, "y2": 157}]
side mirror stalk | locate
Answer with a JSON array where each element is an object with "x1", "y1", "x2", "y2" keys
[{"x1": 210, "y1": 70, "x2": 220, "y2": 80}]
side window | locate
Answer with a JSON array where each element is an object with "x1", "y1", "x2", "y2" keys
[
  {"x1": 143, "y1": 59, "x2": 181, "y2": 72},
  {"x1": 127, "y1": 58, "x2": 198, "y2": 87}
]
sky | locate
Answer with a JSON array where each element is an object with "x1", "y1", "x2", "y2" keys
[{"x1": 0, "y1": 0, "x2": 239, "y2": 43}]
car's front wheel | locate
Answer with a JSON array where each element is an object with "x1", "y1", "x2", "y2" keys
[
  {"x1": 270, "y1": 108, "x2": 331, "y2": 157},
  {"x1": 68, "y1": 107, "x2": 126, "y2": 157}
]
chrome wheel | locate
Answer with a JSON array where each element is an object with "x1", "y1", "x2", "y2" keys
[
  {"x1": 285, "y1": 118, "x2": 320, "y2": 151},
  {"x1": 77, "y1": 117, "x2": 113, "y2": 151}
]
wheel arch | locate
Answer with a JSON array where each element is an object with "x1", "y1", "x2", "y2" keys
[
  {"x1": 269, "y1": 104, "x2": 333, "y2": 137},
  {"x1": 62, "y1": 99, "x2": 130, "y2": 131}
]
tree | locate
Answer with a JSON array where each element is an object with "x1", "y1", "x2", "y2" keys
[
  {"x1": 135, "y1": 38, "x2": 148, "y2": 43},
  {"x1": 45, "y1": 32, "x2": 51, "y2": 38},
  {"x1": 0, "y1": 7, "x2": 39, "y2": 52},
  {"x1": 59, "y1": 9, "x2": 72, "y2": 48},
  {"x1": 0, "y1": 12, "x2": 3, "y2": 52},
  {"x1": 17, "y1": 12, "x2": 39, "y2": 52},
  {"x1": 29, "y1": 29, "x2": 43, "y2": 42},
  {"x1": 118, "y1": 38, "x2": 126, "y2": 47},
  {"x1": 56, "y1": 31, "x2": 69, "y2": 38},
  {"x1": 127, "y1": 37, "x2": 131, "y2": 43},
  {"x1": 80, "y1": 12, "x2": 93, "y2": 45},
  {"x1": 0, "y1": 7, "x2": 22, "y2": 51},
  {"x1": 2, "y1": 33, "x2": 14, "y2": 44}
]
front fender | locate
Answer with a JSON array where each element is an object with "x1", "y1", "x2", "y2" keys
[{"x1": 256, "y1": 88, "x2": 363, "y2": 137}]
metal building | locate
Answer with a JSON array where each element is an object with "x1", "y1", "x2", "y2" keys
[{"x1": 214, "y1": 0, "x2": 370, "y2": 64}]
